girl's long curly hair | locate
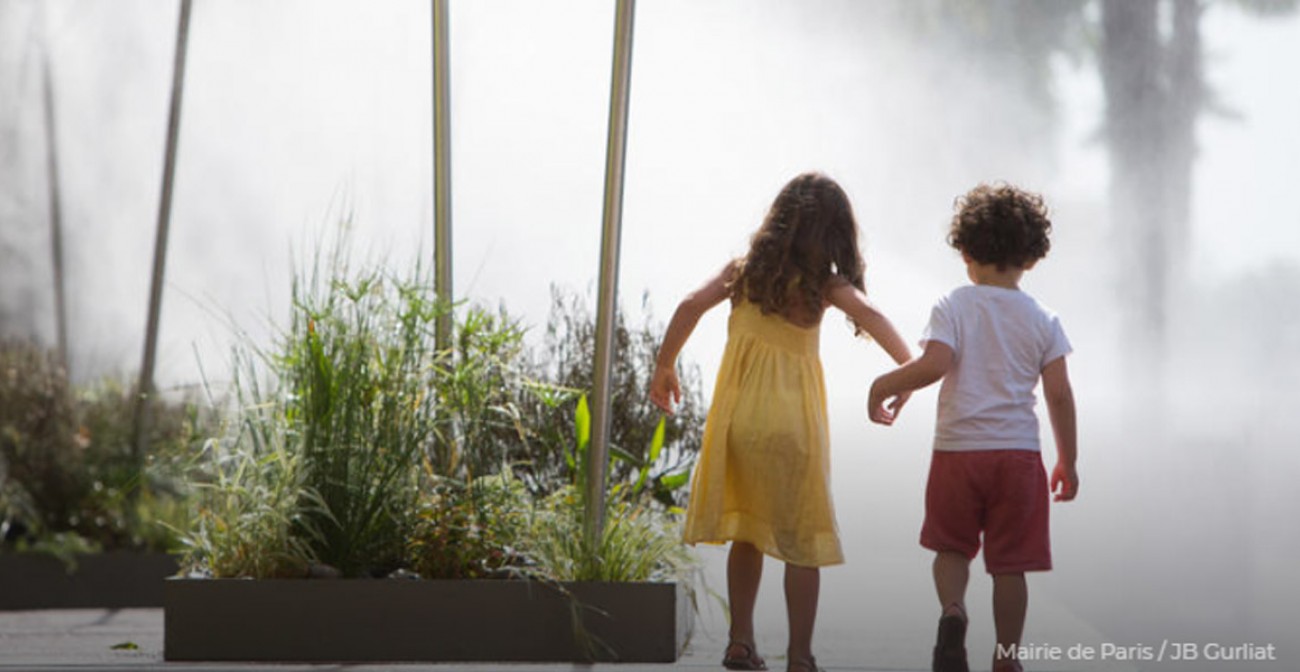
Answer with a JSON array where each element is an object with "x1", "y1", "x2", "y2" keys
[{"x1": 730, "y1": 172, "x2": 866, "y2": 330}]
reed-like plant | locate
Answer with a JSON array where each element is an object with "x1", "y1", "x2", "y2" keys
[
  {"x1": 428, "y1": 305, "x2": 535, "y2": 480},
  {"x1": 277, "y1": 243, "x2": 443, "y2": 577}
]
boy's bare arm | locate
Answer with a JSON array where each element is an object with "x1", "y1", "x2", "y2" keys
[
  {"x1": 650, "y1": 263, "x2": 732, "y2": 413},
  {"x1": 1042, "y1": 356, "x2": 1079, "y2": 501},
  {"x1": 867, "y1": 340, "x2": 954, "y2": 425}
]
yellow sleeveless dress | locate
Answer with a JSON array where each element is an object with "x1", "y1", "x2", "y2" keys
[{"x1": 682, "y1": 300, "x2": 843, "y2": 567}]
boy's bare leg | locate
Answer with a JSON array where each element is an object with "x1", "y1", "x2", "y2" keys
[
  {"x1": 933, "y1": 551, "x2": 970, "y2": 614},
  {"x1": 932, "y1": 552, "x2": 971, "y2": 672},
  {"x1": 784, "y1": 562, "x2": 820, "y2": 665},
  {"x1": 992, "y1": 573, "x2": 1028, "y2": 669},
  {"x1": 727, "y1": 542, "x2": 764, "y2": 657}
]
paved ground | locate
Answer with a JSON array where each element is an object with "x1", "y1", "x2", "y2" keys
[
  {"x1": 5, "y1": 545, "x2": 1289, "y2": 672},
  {"x1": 0, "y1": 548, "x2": 1140, "y2": 672},
  {"x1": 0, "y1": 606, "x2": 909, "y2": 671}
]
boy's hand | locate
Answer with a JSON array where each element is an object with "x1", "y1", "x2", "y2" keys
[
  {"x1": 867, "y1": 380, "x2": 907, "y2": 425},
  {"x1": 649, "y1": 364, "x2": 681, "y2": 414},
  {"x1": 1051, "y1": 462, "x2": 1078, "y2": 502}
]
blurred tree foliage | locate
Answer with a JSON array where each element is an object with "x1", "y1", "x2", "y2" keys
[
  {"x1": 895, "y1": 0, "x2": 1297, "y2": 374},
  {"x1": 0, "y1": 340, "x2": 204, "y2": 553}
]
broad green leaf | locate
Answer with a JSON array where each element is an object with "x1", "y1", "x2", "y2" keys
[
  {"x1": 648, "y1": 416, "x2": 665, "y2": 464},
  {"x1": 575, "y1": 395, "x2": 591, "y2": 453},
  {"x1": 658, "y1": 469, "x2": 691, "y2": 491},
  {"x1": 634, "y1": 416, "x2": 666, "y2": 494}
]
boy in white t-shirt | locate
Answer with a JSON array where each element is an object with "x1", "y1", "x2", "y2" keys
[{"x1": 868, "y1": 183, "x2": 1079, "y2": 672}]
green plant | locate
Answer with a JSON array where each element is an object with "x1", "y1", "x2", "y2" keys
[
  {"x1": 408, "y1": 471, "x2": 533, "y2": 580},
  {"x1": 520, "y1": 395, "x2": 694, "y2": 583},
  {"x1": 513, "y1": 287, "x2": 705, "y2": 507},
  {"x1": 179, "y1": 229, "x2": 708, "y2": 585},
  {"x1": 429, "y1": 305, "x2": 537, "y2": 480},
  {"x1": 176, "y1": 347, "x2": 321, "y2": 578},
  {"x1": 281, "y1": 250, "x2": 443, "y2": 577},
  {"x1": 525, "y1": 484, "x2": 692, "y2": 583},
  {"x1": 1, "y1": 339, "x2": 205, "y2": 553},
  {"x1": 181, "y1": 232, "x2": 547, "y2": 579}
]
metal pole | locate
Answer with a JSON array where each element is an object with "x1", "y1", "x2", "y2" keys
[
  {"x1": 432, "y1": 0, "x2": 452, "y2": 352},
  {"x1": 586, "y1": 0, "x2": 636, "y2": 549},
  {"x1": 41, "y1": 49, "x2": 68, "y2": 373},
  {"x1": 132, "y1": 0, "x2": 193, "y2": 465}
]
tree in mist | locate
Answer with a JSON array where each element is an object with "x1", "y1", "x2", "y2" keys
[
  {"x1": 1099, "y1": 0, "x2": 1296, "y2": 371},
  {"x1": 907, "y1": 0, "x2": 1296, "y2": 375},
  {"x1": 0, "y1": 2, "x2": 46, "y2": 344},
  {"x1": 892, "y1": 0, "x2": 1090, "y2": 169}
]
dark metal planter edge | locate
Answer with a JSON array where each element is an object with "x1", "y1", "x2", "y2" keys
[
  {"x1": 0, "y1": 552, "x2": 179, "y2": 610},
  {"x1": 164, "y1": 577, "x2": 691, "y2": 663}
]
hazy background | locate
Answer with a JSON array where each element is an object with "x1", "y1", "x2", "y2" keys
[{"x1": 3, "y1": 1, "x2": 1298, "y2": 670}]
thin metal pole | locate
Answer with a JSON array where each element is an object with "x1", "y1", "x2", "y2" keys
[
  {"x1": 132, "y1": 0, "x2": 193, "y2": 465},
  {"x1": 41, "y1": 48, "x2": 68, "y2": 373},
  {"x1": 432, "y1": 0, "x2": 452, "y2": 352},
  {"x1": 586, "y1": 0, "x2": 636, "y2": 549}
]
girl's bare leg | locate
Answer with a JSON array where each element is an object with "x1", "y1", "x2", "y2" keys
[
  {"x1": 727, "y1": 542, "x2": 764, "y2": 657},
  {"x1": 784, "y1": 562, "x2": 820, "y2": 665}
]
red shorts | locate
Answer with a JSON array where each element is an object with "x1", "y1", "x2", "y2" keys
[{"x1": 920, "y1": 450, "x2": 1051, "y2": 574}]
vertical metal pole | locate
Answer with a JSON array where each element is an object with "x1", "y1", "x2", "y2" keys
[
  {"x1": 41, "y1": 49, "x2": 68, "y2": 373},
  {"x1": 432, "y1": 0, "x2": 452, "y2": 352},
  {"x1": 586, "y1": 0, "x2": 636, "y2": 549},
  {"x1": 132, "y1": 0, "x2": 193, "y2": 465}
]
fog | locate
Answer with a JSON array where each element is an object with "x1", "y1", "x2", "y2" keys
[{"x1": 2, "y1": 1, "x2": 1298, "y2": 670}]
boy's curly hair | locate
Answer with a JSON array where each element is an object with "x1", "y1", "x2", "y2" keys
[
  {"x1": 948, "y1": 183, "x2": 1052, "y2": 271},
  {"x1": 731, "y1": 172, "x2": 865, "y2": 330}
]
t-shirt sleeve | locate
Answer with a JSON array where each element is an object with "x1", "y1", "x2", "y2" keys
[
  {"x1": 921, "y1": 298, "x2": 957, "y2": 350},
  {"x1": 1041, "y1": 315, "x2": 1072, "y2": 367}
]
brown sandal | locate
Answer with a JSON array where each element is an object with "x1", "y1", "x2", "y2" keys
[
  {"x1": 933, "y1": 602, "x2": 969, "y2": 672},
  {"x1": 787, "y1": 654, "x2": 825, "y2": 672},
  {"x1": 723, "y1": 640, "x2": 767, "y2": 670}
]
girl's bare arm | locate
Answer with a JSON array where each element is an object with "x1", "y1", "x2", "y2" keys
[
  {"x1": 825, "y1": 280, "x2": 913, "y2": 365},
  {"x1": 650, "y1": 263, "x2": 733, "y2": 413}
]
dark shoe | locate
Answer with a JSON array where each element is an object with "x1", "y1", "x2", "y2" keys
[
  {"x1": 723, "y1": 640, "x2": 768, "y2": 670},
  {"x1": 992, "y1": 658, "x2": 1025, "y2": 672},
  {"x1": 932, "y1": 604, "x2": 969, "y2": 672}
]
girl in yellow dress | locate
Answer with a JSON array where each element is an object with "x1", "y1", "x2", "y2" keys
[{"x1": 650, "y1": 172, "x2": 913, "y2": 672}]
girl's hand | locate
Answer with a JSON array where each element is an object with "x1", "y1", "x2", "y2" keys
[
  {"x1": 1051, "y1": 462, "x2": 1079, "y2": 502},
  {"x1": 650, "y1": 364, "x2": 682, "y2": 414}
]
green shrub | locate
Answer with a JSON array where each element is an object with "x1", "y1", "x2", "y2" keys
[
  {"x1": 408, "y1": 472, "x2": 533, "y2": 580},
  {"x1": 179, "y1": 231, "x2": 706, "y2": 583},
  {"x1": 0, "y1": 340, "x2": 204, "y2": 553},
  {"x1": 526, "y1": 484, "x2": 692, "y2": 583},
  {"x1": 513, "y1": 288, "x2": 705, "y2": 508}
]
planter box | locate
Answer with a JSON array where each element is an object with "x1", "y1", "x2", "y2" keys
[
  {"x1": 0, "y1": 552, "x2": 179, "y2": 610},
  {"x1": 164, "y1": 578, "x2": 691, "y2": 663}
]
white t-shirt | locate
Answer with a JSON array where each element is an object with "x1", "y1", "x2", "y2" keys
[{"x1": 921, "y1": 284, "x2": 1072, "y2": 452}]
